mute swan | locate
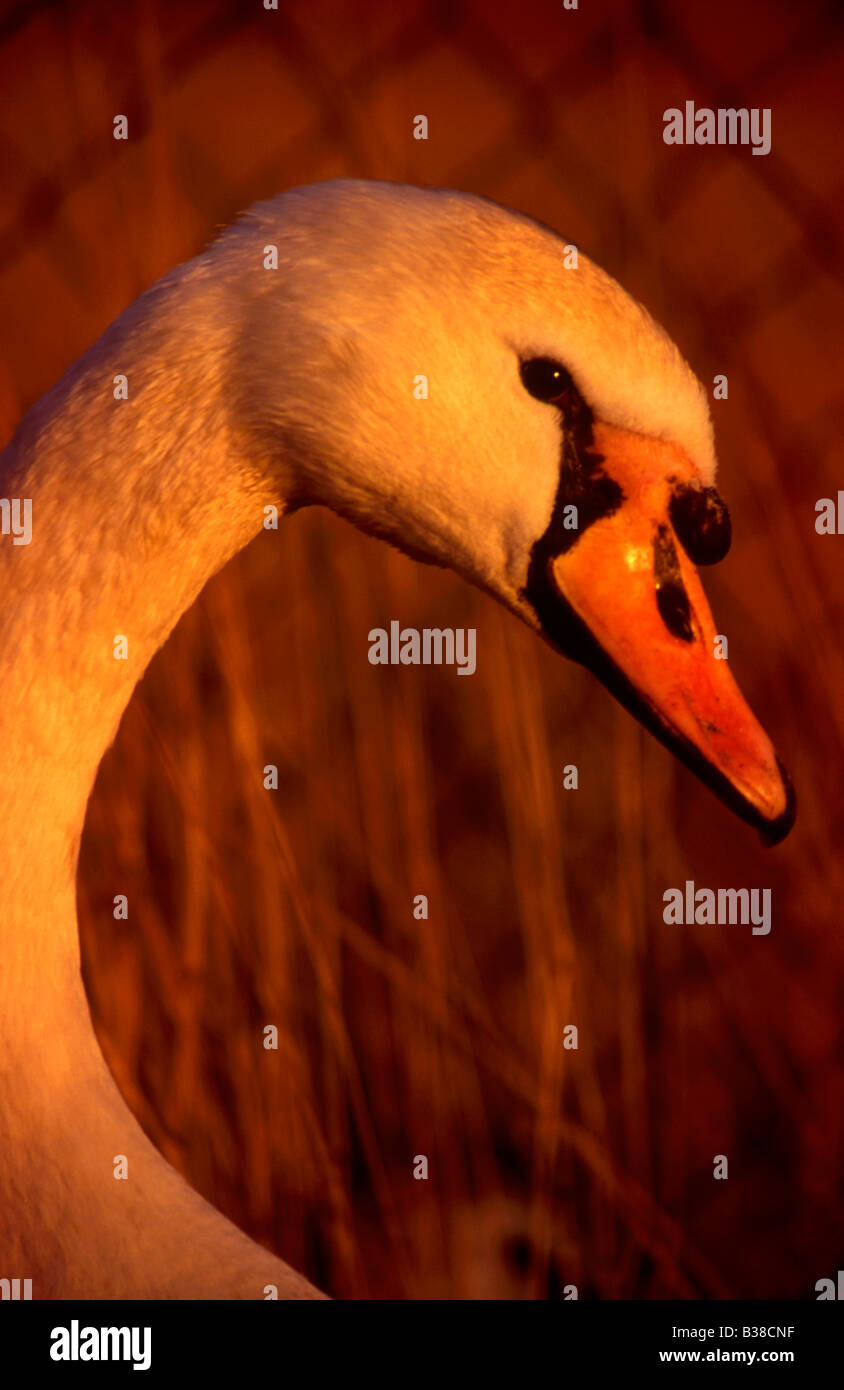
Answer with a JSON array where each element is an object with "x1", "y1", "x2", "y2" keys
[{"x1": 0, "y1": 179, "x2": 793, "y2": 1301}]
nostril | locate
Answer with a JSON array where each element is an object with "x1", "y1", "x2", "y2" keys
[
  {"x1": 669, "y1": 480, "x2": 732, "y2": 565},
  {"x1": 654, "y1": 523, "x2": 695, "y2": 642}
]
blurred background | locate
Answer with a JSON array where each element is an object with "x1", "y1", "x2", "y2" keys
[{"x1": 1, "y1": 0, "x2": 842, "y2": 1298}]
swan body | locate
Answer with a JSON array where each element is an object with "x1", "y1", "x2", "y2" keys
[{"x1": 0, "y1": 179, "x2": 792, "y2": 1299}]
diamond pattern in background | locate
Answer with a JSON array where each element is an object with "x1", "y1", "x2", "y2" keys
[{"x1": 1, "y1": 0, "x2": 842, "y2": 1301}]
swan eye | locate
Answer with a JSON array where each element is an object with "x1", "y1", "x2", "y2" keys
[
  {"x1": 520, "y1": 357, "x2": 579, "y2": 407},
  {"x1": 669, "y1": 479, "x2": 732, "y2": 566}
]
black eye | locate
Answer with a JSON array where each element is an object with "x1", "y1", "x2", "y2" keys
[
  {"x1": 520, "y1": 357, "x2": 578, "y2": 405},
  {"x1": 669, "y1": 479, "x2": 732, "y2": 566}
]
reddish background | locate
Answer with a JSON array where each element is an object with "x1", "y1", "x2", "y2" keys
[{"x1": 1, "y1": 0, "x2": 842, "y2": 1298}]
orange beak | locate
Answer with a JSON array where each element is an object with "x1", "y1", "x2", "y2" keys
[{"x1": 530, "y1": 423, "x2": 794, "y2": 843}]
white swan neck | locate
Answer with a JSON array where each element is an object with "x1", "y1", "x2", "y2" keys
[{"x1": 0, "y1": 281, "x2": 320, "y2": 1298}]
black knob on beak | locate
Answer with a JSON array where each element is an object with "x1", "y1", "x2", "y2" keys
[{"x1": 669, "y1": 480, "x2": 732, "y2": 566}]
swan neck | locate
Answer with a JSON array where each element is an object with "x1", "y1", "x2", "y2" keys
[
  {"x1": 0, "y1": 280, "x2": 278, "y2": 1016},
  {"x1": 0, "y1": 241, "x2": 322, "y2": 1300}
]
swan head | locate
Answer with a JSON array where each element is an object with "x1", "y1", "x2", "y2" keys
[{"x1": 221, "y1": 179, "x2": 793, "y2": 842}]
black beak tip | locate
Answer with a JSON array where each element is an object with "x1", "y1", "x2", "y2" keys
[{"x1": 757, "y1": 759, "x2": 797, "y2": 847}]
